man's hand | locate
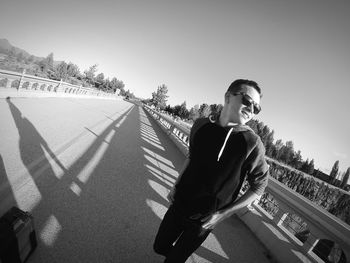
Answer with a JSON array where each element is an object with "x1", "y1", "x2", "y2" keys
[
  {"x1": 167, "y1": 187, "x2": 176, "y2": 203},
  {"x1": 201, "y1": 211, "x2": 227, "y2": 229}
]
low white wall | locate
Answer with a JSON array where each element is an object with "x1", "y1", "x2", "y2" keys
[
  {"x1": 0, "y1": 69, "x2": 121, "y2": 101},
  {"x1": 0, "y1": 88, "x2": 120, "y2": 100}
]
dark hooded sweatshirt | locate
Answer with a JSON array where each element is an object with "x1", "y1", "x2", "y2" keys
[{"x1": 173, "y1": 116, "x2": 269, "y2": 218}]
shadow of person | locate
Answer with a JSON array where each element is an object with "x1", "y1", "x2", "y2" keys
[
  {"x1": 6, "y1": 98, "x2": 143, "y2": 262},
  {"x1": 5, "y1": 98, "x2": 192, "y2": 262},
  {"x1": 6, "y1": 97, "x2": 67, "y2": 227},
  {"x1": 0, "y1": 154, "x2": 18, "y2": 216},
  {"x1": 5, "y1": 98, "x2": 71, "y2": 261},
  {"x1": 6, "y1": 98, "x2": 67, "y2": 176}
]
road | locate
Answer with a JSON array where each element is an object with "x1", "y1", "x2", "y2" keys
[{"x1": 0, "y1": 97, "x2": 273, "y2": 263}]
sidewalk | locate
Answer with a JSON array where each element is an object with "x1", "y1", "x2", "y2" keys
[{"x1": 184, "y1": 215, "x2": 275, "y2": 263}]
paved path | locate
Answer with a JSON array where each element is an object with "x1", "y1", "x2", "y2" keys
[{"x1": 0, "y1": 97, "x2": 273, "y2": 263}]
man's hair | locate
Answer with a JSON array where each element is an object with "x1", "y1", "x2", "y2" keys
[{"x1": 227, "y1": 79, "x2": 262, "y2": 97}]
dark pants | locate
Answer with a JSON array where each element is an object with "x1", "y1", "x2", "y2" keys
[{"x1": 153, "y1": 204, "x2": 212, "y2": 263}]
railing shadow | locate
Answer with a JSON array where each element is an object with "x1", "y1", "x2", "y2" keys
[
  {"x1": 4, "y1": 98, "x2": 193, "y2": 262},
  {"x1": 4, "y1": 99, "x2": 140, "y2": 261}
]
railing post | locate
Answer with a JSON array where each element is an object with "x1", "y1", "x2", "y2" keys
[
  {"x1": 301, "y1": 234, "x2": 319, "y2": 254},
  {"x1": 168, "y1": 124, "x2": 175, "y2": 135},
  {"x1": 18, "y1": 69, "x2": 26, "y2": 90},
  {"x1": 6, "y1": 79, "x2": 12, "y2": 88},
  {"x1": 57, "y1": 79, "x2": 62, "y2": 92},
  {"x1": 272, "y1": 209, "x2": 288, "y2": 226}
]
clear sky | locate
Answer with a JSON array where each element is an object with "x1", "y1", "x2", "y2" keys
[{"x1": 1, "y1": 0, "x2": 349, "y2": 174}]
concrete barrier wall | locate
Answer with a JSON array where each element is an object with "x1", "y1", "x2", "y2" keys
[
  {"x1": 0, "y1": 69, "x2": 120, "y2": 100},
  {"x1": 143, "y1": 104, "x2": 350, "y2": 263}
]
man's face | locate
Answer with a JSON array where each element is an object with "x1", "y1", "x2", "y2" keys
[{"x1": 226, "y1": 84, "x2": 261, "y2": 125}]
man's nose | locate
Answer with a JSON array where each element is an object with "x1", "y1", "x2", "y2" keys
[{"x1": 245, "y1": 104, "x2": 253, "y2": 113}]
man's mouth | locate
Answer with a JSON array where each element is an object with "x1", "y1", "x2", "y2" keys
[{"x1": 242, "y1": 111, "x2": 250, "y2": 119}]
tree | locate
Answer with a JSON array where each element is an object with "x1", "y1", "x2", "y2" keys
[
  {"x1": 9, "y1": 47, "x2": 16, "y2": 57},
  {"x1": 301, "y1": 159, "x2": 310, "y2": 173},
  {"x1": 25, "y1": 55, "x2": 35, "y2": 64},
  {"x1": 99, "y1": 77, "x2": 121, "y2": 93},
  {"x1": 279, "y1": 141, "x2": 294, "y2": 164},
  {"x1": 199, "y1": 103, "x2": 211, "y2": 118},
  {"x1": 172, "y1": 105, "x2": 181, "y2": 116},
  {"x1": 291, "y1": 150, "x2": 303, "y2": 169},
  {"x1": 39, "y1": 52, "x2": 54, "y2": 73},
  {"x1": 260, "y1": 125, "x2": 270, "y2": 146},
  {"x1": 16, "y1": 52, "x2": 24, "y2": 62},
  {"x1": 124, "y1": 89, "x2": 135, "y2": 99},
  {"x1": 341, "y1": 168, "x2": 350, "y2": 189},
  {"x1": 109, "y1": 77, "x2": 125, "y2": 94},
  {"x1": 179, "y1": 101, "x2": 189, "y2": 119},
  {"x1": 45, "y1": 52, "x2": 54, "y2": 70},
  {"x1": 247, "y1": 119, "x2": 259, "y2": 134},
  {"x1": 209, "y1": 104, "x2": 223, "y2": 119},
  {"x1": 27, "y1": 55, "x2": 35, "y2": 63},
  {"x1": 84, "y1": 64, "x2": 98, "y2": 85},
  {"x1": 67, "y1": 62, "x2": 80, "y2": 77},
  {"x1": 265, "y1": 130, "x2": 275, "y2": 157},
  {"x1": 165, "y1": 105, "x2": 174, "y2": 115},
  {"x1": 308, "y1": 159, "x2": 315, "y2": 175},
  {"x1": 151, "y1": 84, "x2": 168, "y2": 109},
  {"x1": 95, "y1": 73, "x2": 105, "y2": 84},
  {"x1": 273, "y1": 139, "x2": 284, "y2": 160},
  {"x1": 329, "y1": 160, "x2": 339, "y2": 184},
  {"x1": 256, "y1": 122, "x2": 265, "y2": 138},
  {"x1": 53, "y1": 61, "x2": 69, "y2": 81},
  {"x1": 189, "y1": 104, "x2": 200, "y2": 121},
  {"x1": 258, "y1": 124, "x2": 275, "y2": 157},
  {"x1": 173, "y1": 101, "x2": 189, "y2": 119}
]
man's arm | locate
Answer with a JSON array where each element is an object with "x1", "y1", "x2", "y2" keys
[
  {"x1": 175, "y1": 157, "x2": 190, "y2": 184},
  {"x1": 202, "y1": 137, "x2": 269, "y2": 229},
  {"x1": 201, "y1": 189, "x2": 259, "y2": 229},
  {"x1": 168, "y1": 117, "x2": 207, "y2": 202},
  {"x1": 221, "y1": 189, "x2": 259, "y2": 216},
  {"x1": 167, "y1": 157, "x2": 190, "y2": 202}
]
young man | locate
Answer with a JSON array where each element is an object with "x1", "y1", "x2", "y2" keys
[{"x1": 153, "y1": 79, "x2": 269, "y2": 263}]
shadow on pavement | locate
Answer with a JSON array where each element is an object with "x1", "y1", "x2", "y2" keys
[
  {"x1": 0, "y1": 154, "x2": 17, "y2": 216},
  {"x1": 4, "y1": 98, "x2": 272, "y2": 263},
  {"x1": 5, "y1": 98, "x2": 188, "y2": 262}
]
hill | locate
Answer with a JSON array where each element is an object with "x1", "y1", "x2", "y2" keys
[
  {"x1": 0, "y1": 38, "x2": 43, "y2": 62},
  {"x1": 0, "y1": 38, "x2": 126, "y2": 94},
  {"x1": 0, "y1": 38, "x2": 64, "y2": 78}
]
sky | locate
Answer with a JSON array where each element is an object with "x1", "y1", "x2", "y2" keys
[{"x1": 1, "y1": 0, "x2": 349, "y2": 174}]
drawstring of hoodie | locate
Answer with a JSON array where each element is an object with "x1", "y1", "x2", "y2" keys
[
  {"x1": 217, "y1": 127, "x2": 234, "y2": 162},
  {"x1": 209, "y1": 114, "x2": 251, "y2": 162}
]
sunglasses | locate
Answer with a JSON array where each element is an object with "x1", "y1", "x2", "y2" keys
[{"x1": 233, "y1": 92, "x2": 261, "y2": 115}]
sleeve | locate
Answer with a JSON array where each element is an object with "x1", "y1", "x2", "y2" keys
[
  {"x1": 188, "y1": 118, "x2": 208, "y2": 159},
  {"x1": 244, "y1": 137, "x2": 269, "y2": 196}
]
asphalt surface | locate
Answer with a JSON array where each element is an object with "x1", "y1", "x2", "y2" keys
[{"x1": 0, "y1": 97, "x2": 273, "y2": 263}]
